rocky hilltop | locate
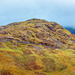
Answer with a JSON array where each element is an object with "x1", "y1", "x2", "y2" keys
[{"x1": 0, "y1": 18, "x2": 75, "y2": 75}]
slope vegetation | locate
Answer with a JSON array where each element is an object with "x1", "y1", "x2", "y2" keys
[{"x1": 0, "y1": 18, "x2": 75, "y2": 75}]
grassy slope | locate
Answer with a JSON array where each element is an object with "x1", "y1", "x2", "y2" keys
[
  {"x1": 0, "y1": 19, "x2": 75, "y2": 75},
  {"x1": 0, "y1": 42, "x2": 75, "y2": 75}
]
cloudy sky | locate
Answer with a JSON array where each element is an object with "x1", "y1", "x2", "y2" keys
[{"x1": 0, "y1": 0, "x2": 75, "y2": 28}]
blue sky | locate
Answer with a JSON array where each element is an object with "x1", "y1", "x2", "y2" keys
[{"x1": 0, "y1": 0, "x2": 75, "y2": 28}]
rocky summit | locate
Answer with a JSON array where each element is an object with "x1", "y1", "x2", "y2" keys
[{"x1": 0, "y1": 18, "x2": 75, "y2": 75}]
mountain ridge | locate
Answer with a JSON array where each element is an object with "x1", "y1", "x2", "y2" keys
[{"x1": 65, "y1": 27, "x2": 75, "y2": 35}]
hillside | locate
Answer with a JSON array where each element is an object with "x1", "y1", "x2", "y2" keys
[{"x1": 0, "y1": 18, "x2": 75, "y2": 75}]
